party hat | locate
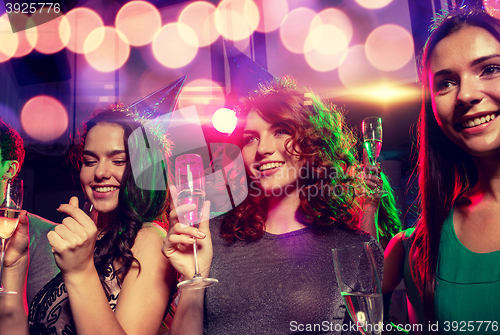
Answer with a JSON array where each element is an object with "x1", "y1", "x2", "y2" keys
[
  {"x1": 128, "y1": 75, "x2": 186, "y2": 119},
  {"x1": 224, "y1": 41, "x2": 275, "y2": 99}
]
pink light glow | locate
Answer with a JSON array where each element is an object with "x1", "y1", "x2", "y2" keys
[
  {"x1": 9, "y1": 13, "x2": 37, "y2": 58},
  {"x1": 116, "y1": 1, "x2": 161, "y2": 47},
  {"x1": 179, "y1": 1, "x2": 219, "y2": 48},
  {"x1": 152, "y1": 23, "x2": 198, "y2": 69},
  {"x1": 21, "y1": 96, "x2": 68, "y2": 142},
  {"x1": 279, "y1": 7, "x2": 316, "y2": 54},
  {"x1": 338, "y1": 44, "x2": 385, "y2": 89},
  {"x1": 355, "y1": 0, "x2": 393, "y2": 9},
  {"x1": 60, "y1": 8, "x2": 104, "y2": 54},
  {"x1": 32, "y1": 12, "x2": 67, "y2": 54},
  {"x1": 484, "y1": 0, "x2": 500, "y2": 20},
  {"x1": 310, "y1": 8, "x2": 352, "y2": 45},
  {"x1": 304, "y1": 25, "x2": 349, "y2": 72},
  {"x1": 0, "y1": 14, "x2": 19, "y2": 62},
  {"x1": 214, "y1": 0, "x2": 259, "y2": 41},
  {"x1": 365, "y1": 24, "x2": 414, "y2": 71},
  {"x1": 213, "y1": 108, "x2": 237, "y2": 134},
  {"x1": 178, "y1": 78, "x2": 225, "y2": 121},
  {"x1": 254, "y1": 0, "x2": 288, "y2": 33},
  {"x1": 84, "y1": 27, "x2": 130, "y2": 72}
]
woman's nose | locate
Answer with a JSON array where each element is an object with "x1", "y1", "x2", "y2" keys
[
  {"x1": 95, "y1": 162, "x2": 111, "y2": 180},
  {"x1": 456, "y1": 76, "x2": 484, "y2": 107},
  {"x1": 256, "y1": 136, "x2": 275, "y2": 157}
]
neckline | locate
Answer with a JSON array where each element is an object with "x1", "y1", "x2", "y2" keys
[
  {"x1": 448, "y1": 208, "x2": 500, "y2": 255},
  {"x1": 263, "y1": 226, "x2": 311, "y2": 239}
]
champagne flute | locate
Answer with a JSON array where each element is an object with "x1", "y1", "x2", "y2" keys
[
  {"x1": 175, "y1": 154, "x2": 218, "y2": 289},
  {"x1": 0, "y1": 178, "x2": 23, "y2": 295},
  {"x1": 362, "y1": 116, "x2": 387, "y2": 196},
  {"x1": 332, "y1": 242, "x2": 383, "y2": 335}
]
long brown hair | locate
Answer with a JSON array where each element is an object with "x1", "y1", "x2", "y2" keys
[
  {"x1": 220, "y1": 76, "x2": 364, "y2": 242},
  {"x1": 413, "y1": 7, "x2": 499, "y2": 323}
]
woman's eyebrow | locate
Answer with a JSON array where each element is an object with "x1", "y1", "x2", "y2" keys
[
  {"x1": 82, "y1": 149, "x2": 126, "y2": 157},
  {"x1": 471, "y1": 54, "x2": 500, "y2": 67}
]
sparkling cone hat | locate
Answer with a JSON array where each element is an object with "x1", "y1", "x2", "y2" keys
[
  {"x1": 128, "y1": 75, "x2": 186, "y2": 119},
  {"x1": 224, "y1": 41, "x2": 275, "y2": 99}
]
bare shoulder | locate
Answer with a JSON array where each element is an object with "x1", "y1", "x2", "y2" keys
[{"x1": 132, "y1": 223, "x2": 167, "y2": 257}]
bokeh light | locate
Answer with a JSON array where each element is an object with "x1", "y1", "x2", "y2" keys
[
  {"x1": 21, "y1": 96, "x2": 68, "y2": 142},
  {"x1": 355, "y1": 0, "x2": 393, "y2": 9},
  {"x1": 213, "y1": 108, "x2": 237, "y2": 133},
  {"x1": 304, "y1": 25, "x2": 349, "y2": 72},
  {"x1": 484, "y1": 0, "x2": 500, "y2": 20},
  {"x1": 32, "y1": 12, "x2": 67, "y2": 54},
  {"x1": 214, "y1": 0, "x2": 259, "y2": 41},
  {"x1": 9, "y1": 13, "x2": 37, "y2": 57},
  {"x1": 152, "y1": 23, "x2": 198, "y2": 69},
  {"x1": 279, "y1": 7, "x2": 316, "y2": 54},
  {"x1": 310, "y1": 8, "x2": 352, "y2": 45},
  {"x1": 60, "y1": 7, "x2": 104, "y2": 54},
  {"x1": 365, "y1": 24, "x2": 414, "y2": 71},
  {"x1": 254, "y1": 0, "x2": 288, "y2": 33},
  {"x1": 116, "y1": 1, "x2": 161, "y2": 47},
  {"x1": 178, "y1": 78, "x2": 225, "y2": 120},
  {"x1": 0, "y1": 14, "x2": 19, "y2": 62},
  {"x1": 339, "y1": 44, "x2": 385, "y2": 89},
  {"x1": 84, "y1": 27, "x2": 130, "y2": 72},
  {"x1": 179, "y1": 1, "x2": 219, "y2": 47}
]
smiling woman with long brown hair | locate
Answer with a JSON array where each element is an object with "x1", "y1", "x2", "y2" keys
[{"x1": 163, "y1": 76, "x2": 383, "y2": 335}]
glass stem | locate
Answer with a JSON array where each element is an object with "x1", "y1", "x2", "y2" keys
[
  {"x1": 0, "y1": 238, "x2": 6, "y2": 290},
  {"x1": 192, "y1": 240, "x2": 201, "y2": 278}
]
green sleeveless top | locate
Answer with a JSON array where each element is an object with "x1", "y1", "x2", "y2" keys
[{"x1": 435, "y1": 209, "x2": 500, "y2": 334}]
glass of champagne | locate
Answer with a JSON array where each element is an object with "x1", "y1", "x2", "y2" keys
[
  {"x1": 0, "y1": 178, "x2": 23, "y2": 295},
  {"x1": 332, "y1": 242, "x2": 383, "y2": 335},
  {"x1": 175, "y1": 154, "x2": 218, "y2": 289},
  {"x1": 362, "y1": 116, "x2": 387, "y2": 196}
]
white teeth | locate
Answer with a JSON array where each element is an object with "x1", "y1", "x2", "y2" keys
[
  {"x1": 462, "y1": 114, "x2": 497, "y2": 128},
  {"x1": 259, "y1": 162, "x2": 284, "y2": 171},
  {"x1": 95, "y1": 186, "x2": 119, "y2": 193}
]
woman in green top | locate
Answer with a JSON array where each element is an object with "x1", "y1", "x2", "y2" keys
[{"x1": 384, "y1": 7, "x2": 500, "y2": 334}]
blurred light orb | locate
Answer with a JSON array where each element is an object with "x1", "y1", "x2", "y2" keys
[
  {"x1": 9, "y1": 13, "x2": 37, "y2": 57},
  {"x1": 179, "y1": 1, "x2": 219, "y2": 47},
  {"x1": 21, "y1": 96, "x2": 68, "y2": 142},
  {"x1": 84, "y1": 27, "x2": 130, "y2": 72},
  {"x1": 178, "y1": 78, "x2": 225, "y2": 117},
  {"x1": 214, "y1": 0, "x2": 259, "y2": 41},
  {"x1": 365, "y1": 24, "x2": 414, "y2": 71},
  {"x1": 304, "y1": 26, "x2": 349, "y2": 72},
  {"x1": 311, "y1": 8, "x2": 352, "y2": 45},
  {"x1": 339, "y1": 44, "x2": 385, "y2": 89},
  {"x1": 152, "y1": 23, "x2": 198, "y2": 69},
  {"x1": 484, "y1": 0, "x2": 500, "y2": 20},
  {"x1": 116, "y1": 1, "x2": 161, "y2": 47},
  {"x1": 32, "y1": 12, "x2": 67, "y2": 54},
  {"x1": 0, "y1": 14, "x2": 19, "y2": 62},
  {"x1": 355, "y1": 0, "x2": 393, "y2": 9},
  {"x1": 213, "y1": 108, "x2": 237, "y2": 134},
  {"x1": 280, "y1": 7, "x2": 316, "y2": 54},
  {"x1": 60, "y1": 8, "x2": 104, "y2": 53},
  {"x1": 254, "y1": 0, "x2": 288, "y2": 33}
]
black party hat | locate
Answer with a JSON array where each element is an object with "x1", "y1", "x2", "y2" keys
[
  {"x1": 224, "y1": 41, "x2": 275, "y2": 99},
  {"x1": 128, "y1": 75, "x2": 186, "y2": 119}
]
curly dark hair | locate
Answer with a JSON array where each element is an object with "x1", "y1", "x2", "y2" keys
[
  {"x1": 220, "y1": 76, "x2": 364, "y2": 242},
  {"x1": 413, "y1": 7, "x2": 495, "y2": 323},
  {"x1": 0, "y1": 119, "x2": 25, "y2": 177},
  {"x1": 72, "y1": 107, "x2": 168, "y2": 296}
]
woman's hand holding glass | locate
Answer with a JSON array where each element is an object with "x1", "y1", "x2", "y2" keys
[
  {"x1": 47, "y1": 196, "x2": 98, "y2": 276},
  {"x1": 162, "y1": 185, "x2": 212, "y2": 282}
]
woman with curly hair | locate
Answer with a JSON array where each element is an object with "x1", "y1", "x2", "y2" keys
[
  {"x1": 383, "y1": 7, "x2": 500, "y2": 333},
  {"x1": 1, "y1": 108, "x2": 176, "y2": 335},
  {"x1": 163, "y1": 76, "x2": 383, "y2": 334}
]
